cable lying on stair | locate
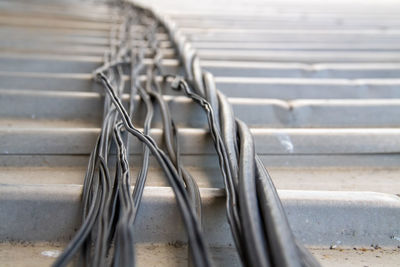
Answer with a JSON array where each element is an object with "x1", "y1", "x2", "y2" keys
[
  {"x1": 54, "y1": 1, "x2": 320, "y2": 266},
  {"x1": 147, "y1": 3, "x2": 320, "y2": 266}
]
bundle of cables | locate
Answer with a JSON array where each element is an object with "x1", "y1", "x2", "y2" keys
[{"x1": 53, "y1": 1, "x2": 320, "y2": 267}]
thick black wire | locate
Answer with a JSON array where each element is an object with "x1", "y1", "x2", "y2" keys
[
  {"x1": 168, "y1": 76, "x2": 245, "y2": 260},
  {"x1": 236, "y1": 119, "x2": 270, "y2": 267},
  {"x1": 137, "y1": 20, "x2": 204, "y2": 266},
  {"x1": 96, "y1": 72, "x2": 212, "y2": 267},
  {"x1": 145, "y1": 32, "x2": 203, "y2": 225},
  {"x1": 112, "y1": 122, "x2": 136, "y2": 267},
  {"x1": 135, "y1": 2, "x2": 321, "y2": 266},
  {"x1": 166, "y1": 74, "x2": 320, "y2": 267},
  {"x1": 53, "y1": 11, "x2": 137, "y2": 266},
  {"x1": 55, "y1": 2, "x2": 321, "y2": 267},
  {"x1": 55, "y1": 9, "x2": 212, "y2": 266}
]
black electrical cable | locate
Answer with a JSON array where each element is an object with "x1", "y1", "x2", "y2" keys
[
  {"x1": 54, "y1": 13, "x2": 137, "y2": 267},
  {"x1": 152, "y1": 3, "x2": 321, "y2": 264},
  {"x1": 96, "y1": 71, "x2": 212, "y2": 267},
  {"x1": 165, "y1": 72, "x2": 320, "y2": 267},
  {"x1": 139, "y1": 21, "x2": 204, "y2": 266},
  {"x1": 54, "y1": 2, "x2": 321, "y2": 267},
  {"x1": 236, "y1": 119, "x2": 270, "y2": 267},
  {"x1": 55, "y1": 9, "x2": 212, "y2": 266},
  {"x1": 168, "y1": 76, "x2": 245, "y2": 260}
]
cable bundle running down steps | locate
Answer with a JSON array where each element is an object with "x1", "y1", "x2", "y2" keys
[{"x1": 53, "y1": 1, "x2": 320, "y2": 266}]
